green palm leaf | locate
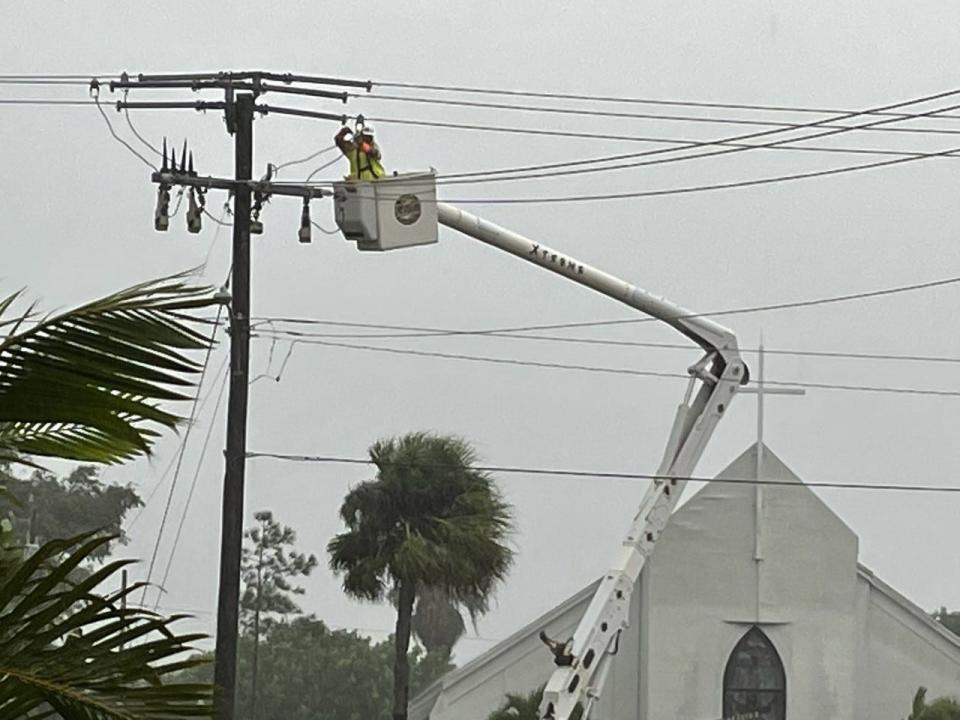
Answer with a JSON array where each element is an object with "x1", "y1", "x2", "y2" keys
[
  {"x1": 0, "y1": 533, "x2": 212, "y2": 719},
  {"x1": 0, "y1": 272, "x2": 216, "y2": 464}
]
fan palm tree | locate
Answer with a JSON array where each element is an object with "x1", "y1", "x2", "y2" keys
[
  {"x1": 0, "y1": 271, "x2": 216, "y2": 465},
  {"x1": 328, "y1": 432, "x2": 514, "y2": 720},
  {"x1": 411, "y1": 586, "x2": 466, "y2": 657}
]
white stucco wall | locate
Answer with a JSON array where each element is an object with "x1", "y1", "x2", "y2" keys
[
  {"x1": 641, "y1": 444, "x2": 860, "y2": 720},
  {"x1": 855, "y1": 568, "x2": 960, "y2": 719}
]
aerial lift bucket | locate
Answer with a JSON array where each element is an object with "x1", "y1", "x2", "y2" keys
[{"x1": 333, "y1": 170, "x2": 438, "y2": 251}]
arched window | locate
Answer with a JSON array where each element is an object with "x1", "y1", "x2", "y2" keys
[{"x1": 722, "y1": 626, "x2": 786, "y2": 720}]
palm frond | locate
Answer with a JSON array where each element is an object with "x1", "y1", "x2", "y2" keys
[
  {"x1": 0, "y1": 272, "x2": 216, "y2": 464},
  {"x1": 0, "y1": 533, "x2": 212, "y2": 719}
]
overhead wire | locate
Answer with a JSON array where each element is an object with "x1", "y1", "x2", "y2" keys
[
  {"x1": 247, "y1": 452, "x2": 960, "y2": 494},
  {"x1": 298, "y1": 143, "x2": 960, "y2": 202},
  {"x1": 250, "y1": 334, "x2": 960, "y2": 398},
  {"x1": 354, "y1": 88, "x2": 960, "y2": 185},
  {"x1": 372, "y1": 79, "x2": 960, "y2": 118},
  {"x1": 91, "y1": 90, "x2": 157, "y2": 170},
  {"x1": 126, "y1": 350, "x2": 230, "y2": 530},
  {"x1": 123, "y1": 91, "x2": 162, "y2": 157},
  {"x1": 248, "y1": 322, "x2": 960, "y2": 366},
  {"x1": 304, "y1": 154, "x2": 342, "y2": 183},
  {"x1": 11, "y1": 89, "x2": 960, "y2": 199},
  {"x1": 0, "y1": 99, "x2": 96, "y2": 106},
  {"x1": 140, "y1": 310, "x2": 222, "y2": 604},
  {"x1": 202, "y1": 201, "x2": 232, "y2": 267},
  {"x1": 310, "y1": 220, "x2": 341, "y2": 235},
  {"x1": 268, "y1": 143, "x2": 337, "y2": 177},
  {"x1": 254, "y1": 272, "x2": 960, "y2": 337},
  {"x1": 0, "y1": 73, "x2": 119, "y2": 80},
  {"x1": 0, "y1": 79, "x2": 99, "y2": 86},
  {"x1": 277, "y1": 86, "x2": 960, "y2": 200},
  {"x1": 356, "y1": 92, "x2": 960, "y2": 138},
  {"x1": 153, "y1": 363, "x2": 230, "y2": 610}
]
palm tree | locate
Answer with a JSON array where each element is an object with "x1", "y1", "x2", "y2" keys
[
  {"x1": 905, "y1": 687, "x2": 960, "y2": 720},
  {"x1": 411, "y1": 586, "x2": 466, "y2": 657},
  {"x1": 487, "y1": 687, "x2": 545, "y2": 720},
  {"x1": 328, "y1": 432, "x2": 514, "y2": 720},
  {"x1": 487, "y1": 686, "x2": 583, "y2": 720},
  {"x1": 0, "y1": 532, "x2": 212, "y2": 718},
  {"x1": 0, "y1": 272, "x2": 215, "y2": 465},
  {"x1": 0, "y1": 272, "x2": 218, "y2": 718}
]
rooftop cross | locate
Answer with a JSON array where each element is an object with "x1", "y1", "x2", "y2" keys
[{"x1": 738, "y1": 339, "x2": 806, "y2": 561}]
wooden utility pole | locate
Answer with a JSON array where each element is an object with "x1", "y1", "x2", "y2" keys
[
  {"x1": 115, "y1": 70, "x2": 371, "y2": 720},
  {"x1": 213, "y1": 92, "x2": 254, "y2": 720}
]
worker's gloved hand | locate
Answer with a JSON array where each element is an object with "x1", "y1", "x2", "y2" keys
[{"x1": 335, "y1": 126, "x2": 352, "y2": 141}]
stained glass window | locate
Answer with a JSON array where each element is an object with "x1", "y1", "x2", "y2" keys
[{"x1": 722, "y1": 626, "x2": 786, "y2": 720}]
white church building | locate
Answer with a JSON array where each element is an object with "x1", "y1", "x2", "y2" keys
[{"x1": 411, "y1": 443, "x2": 960, "y2": 720}]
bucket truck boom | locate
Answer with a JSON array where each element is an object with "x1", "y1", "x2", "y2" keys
[
  {"x1": 333, "y1": 177, "x2": 747, "y2": 719},
  {"x1": 435, "y1": 204, "x2": 747, "y2": 719}
]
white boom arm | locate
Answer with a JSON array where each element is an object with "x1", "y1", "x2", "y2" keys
[{"x1": 437, "y1": 204, "x2": 747, "y2": 720}]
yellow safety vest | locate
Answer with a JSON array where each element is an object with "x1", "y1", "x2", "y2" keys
[{"x1": 347, "y1": 143, "x2": 385, "y2": 181}]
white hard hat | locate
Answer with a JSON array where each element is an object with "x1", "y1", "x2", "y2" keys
[{"x1": 359, "y1": 124, "x2": 375, "y2": 135}]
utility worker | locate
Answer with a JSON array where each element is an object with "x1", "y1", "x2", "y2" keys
[{"x1": 334, "y1": 123, "x2": 385, "y2": 181}]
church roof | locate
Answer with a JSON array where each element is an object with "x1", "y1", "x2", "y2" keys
[
  {"x1": 409, "y1": 579, "x2": 600, "y2": 718},
  {"x1": 857, "y1": 563, "x2": 960, "y2": 651}
]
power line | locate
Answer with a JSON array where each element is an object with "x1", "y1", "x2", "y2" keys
[
  {"x1": 310, "y1": 220, "x2": 340, "y2": 235},
  {"x1": 304, "y1": 154, "x2": 342, "y2": 183},
  {"x1": 92, "y1": 91, "x2": 157, "y2": 170},
  {"x1": 0, "y1": 74, "x2": 118, "y2": 80},
  {"x1": 423, "y1": 140, "x2": 960, "y2": 203},
  {"x1": 0, "y1": 99, "x2": 94, "y2": 105},
  {"x1": 247, "y1": 452, "x2": 960, "y2": 494},
  {"x1": 254, "y1": 272, "x2": 960, "y2": 337},
  {"x1": 154, "y1": 363, "x2": 230, "y2": 610},
  {"x1": 11, "y1": 93, "x2": 960, "y2": 197},
  {"x1": 363, "y1": 89, "x2": 960, "y2": 184},
  {"x1": 0, "y1": 79, "x2": 97, "y2": 86},
  {"x1": 267, "y1": 87, "x2": 960, "y2": 193},
  {"x1": 357, "y1": 92, "x2": 960, "y2": 138},
  {"x1": 151, "y1": 604, "x2": 505, "y2": 642},
  {"x1": 126, "y1": 351, "x2": 231, "y2": 531},
  {"x1": 251, "y1": 334, "x2": 960, "y2": 398},
  {"x1": 335, "y1": 89, "x2": 960, "y2": 197},
  {"x1": 247, "y1": 322, "x2": 960, "y2": 366},
  {"x1": 373, "y1": 79, "x2": 960, "y2": 120},
  {"x1": 140, "y1": 313, "x2": 222, "y2": 604},
  {"x1": 268, "y1": 144, "x2": 337, "y2": 178},
  {"x1": 123, "y1": 94, "x2": 162, "y2": 157}
]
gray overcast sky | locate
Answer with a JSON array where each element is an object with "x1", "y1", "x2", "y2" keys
[{"x1": 3, "y1": 1, "x2": 959, "y2": 661}]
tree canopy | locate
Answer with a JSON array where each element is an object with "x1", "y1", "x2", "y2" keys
[
  {"x1": 177, "y1": 617, "x2": 453, "y2": 720},
  {"x1": 240, "y1": 510, "x2": 317, "y2": 633},
  {"x1": 933, "y1": 607, "x2": 960, "y2": 638},
  {"x1": 0, "y1": 464, "x2": 141, "y2": 560},
  {"x1": 905, "y1": 687, "x2": 960, "y2": 720},
  {"x1": 486, "y1": 686, "x2": 582, "y2": 720},
  {"x1": 329, "y1": 432, "x2": 514, "y2": 720}
]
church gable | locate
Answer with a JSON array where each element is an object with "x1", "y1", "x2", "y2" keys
[
  {"x1": 651, "y1": 442, "x2": 859, "y2": 621},
  {"x1": 411, "y1": 443, "x2": 959, "y2": 720}
]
